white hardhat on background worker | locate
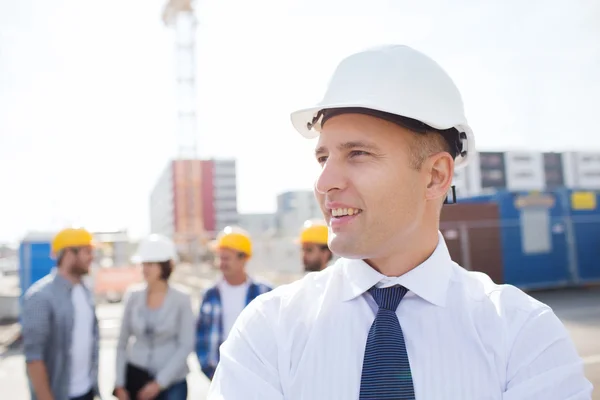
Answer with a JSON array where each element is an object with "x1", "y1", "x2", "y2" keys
[
  {"x1": 298, "y1": 219, "x2": 332, "y2": 272},
  {"x1": 133, "y1": 233, "x2": 179, "y2": 280},
  {"x1": 207, "y1": 44, "x2": 592, "y2": 399}
]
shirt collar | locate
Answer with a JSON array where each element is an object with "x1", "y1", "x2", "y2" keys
[
  {"x1": 219, "y1": 275, "x2": 252, "y2": 288},
  {"x1": 340, "y1": 231, "x2": 453, "y2": 307},
  {"x1": 52, "y1": 271, "x2": 75, "y2": 290}
]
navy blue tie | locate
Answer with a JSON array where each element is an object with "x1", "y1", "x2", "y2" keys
[{"x1": 359, "y1": 285, "x2": 415, "y2": 400}]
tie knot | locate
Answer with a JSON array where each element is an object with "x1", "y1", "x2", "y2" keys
[{"x1": 369, "y1": 285, "x2": 408, "y2": 311}]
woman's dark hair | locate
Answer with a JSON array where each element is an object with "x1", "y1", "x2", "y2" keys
[{"x1": 158, "y1": 260, "x2": 173, "y2": 280}]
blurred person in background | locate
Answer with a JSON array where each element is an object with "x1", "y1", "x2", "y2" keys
[
  {"x1": 208, "y1": 45, "x2": 593, "y2": 399},
  {"x1": 113, "y1": 234, "x2": 195, "y2": 400},
  {"x1": 299, "y1": 219, "x2": 333, "y2": 273},
  {"x1": 22, "y1": 228, "x2": 99, "y2": 400},
  {"x1": 195, "y1": 226, "x2": 272, "y2": 380}
]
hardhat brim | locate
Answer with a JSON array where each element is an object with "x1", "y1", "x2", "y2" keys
[
  {"x1": 294, "y1": 238, "x2": 329, "y2": 246},
  {"x1": 290, "y1": 103, "x2": 475, "y2": 169},
  {"x1": 131, "y1": 255, "x2": 173, "y2": 264},
  {"x1": 209, "y1": 240, "x2": 252, "y2": 257}
]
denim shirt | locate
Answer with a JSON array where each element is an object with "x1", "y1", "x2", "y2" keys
[{"x1": 21, "y1": 272, "x2": 100, "y2": 400}]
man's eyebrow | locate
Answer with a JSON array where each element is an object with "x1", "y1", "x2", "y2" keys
[{"x1": 315, "y1": 140, "x2": 382, "y2": 157}]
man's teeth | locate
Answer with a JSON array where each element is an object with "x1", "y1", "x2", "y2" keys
[{"x1": 332, "y1": 208, "x2": 361, "y2": 217}]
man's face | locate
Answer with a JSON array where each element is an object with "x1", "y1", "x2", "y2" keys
[
  {"x1": 216, "y1": 248, "x2": 246, "y2": 278},
  {"x1": 313, "y1": 113, "x2": 448, "y2": 259},
  {"x1": 301, "y1": 243, "x2": 328, "y2": 272},
  {"x1": 66, "y1": 246, "x2": 94, "y2": 276}
]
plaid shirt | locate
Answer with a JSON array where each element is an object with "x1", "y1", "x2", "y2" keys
[
  {"x1": 21, "y1": 272, "x2": 100, "y2": 400},
  {"x1": 195, "y1": 279, "x2": 272, "y2": 380}
]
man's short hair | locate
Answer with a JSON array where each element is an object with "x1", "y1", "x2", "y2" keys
[{"x1": 408, "y1": 130, "x2": 453, "y2": 170}]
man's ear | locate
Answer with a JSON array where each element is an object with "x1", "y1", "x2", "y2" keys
[{"x1": 424, "y1": 152, "x2": 454, "y2": 202}]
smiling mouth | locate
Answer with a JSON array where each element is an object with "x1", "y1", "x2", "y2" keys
[{"x1": 330, "y1": 207, "x2": 362, "y2": 217}]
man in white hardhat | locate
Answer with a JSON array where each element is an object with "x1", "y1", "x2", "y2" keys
[{"x1": 208, "y1": 45, "x2": 592, "y2": 399}]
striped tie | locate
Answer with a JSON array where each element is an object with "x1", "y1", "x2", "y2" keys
[{"x1": 359, "y1": 285, "x2": 415, "y2": 400}]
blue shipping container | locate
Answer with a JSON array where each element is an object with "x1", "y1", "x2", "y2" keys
[
  {"x1": 461, "y1": 190, "x2": 572, "y2": 289},
  {"x1": 565, "y1": 189, "x2": 600, "y2": 284},
  {"x1": 19, "y1": 232, "x2": 56, "y2": 297},
  {"x1": 496, "y1": 190, "x2": 571, "y2": 289}
]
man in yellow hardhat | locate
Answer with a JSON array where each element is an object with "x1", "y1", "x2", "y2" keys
[
  {"x1": 299, "y1": 219, "x2": 333, "y2": 272},
  {"x1": 21, "y1": 227, "x2": 100, "y2": 400},
  {"x1": 195, "y1": 226, "x2": 272, "y2": 381}
]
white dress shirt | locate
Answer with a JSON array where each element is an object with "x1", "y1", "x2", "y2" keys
[
  {"x1": 208, "y1": 232, "x2": 593, "y2": 400},
  {"x1": 69, "y1": 284, "x2": 94, "y2": 397}
]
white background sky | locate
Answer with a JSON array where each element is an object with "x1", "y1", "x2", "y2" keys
[{"x1": 0, "y1": 0, "x2": 598, "y2": 242}]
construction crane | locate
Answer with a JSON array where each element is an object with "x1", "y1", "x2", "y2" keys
[
  {"x1": 162, "y1": 0, "x2": 198, "y2": 159},
  {"x1": 162, "y1": 0, "x2": 204, "y2": 263}
]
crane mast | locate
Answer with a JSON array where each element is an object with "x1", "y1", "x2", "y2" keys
[{"x1": 163, "y1": 0, "x2": 202, "y2": 263}]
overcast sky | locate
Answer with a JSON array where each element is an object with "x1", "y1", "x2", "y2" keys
[{"x1": 0, "y1": 0, "x2": 598, "y2": 242}]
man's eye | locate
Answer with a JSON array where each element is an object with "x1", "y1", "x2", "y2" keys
[
  {"x1": 317, "y1": 156, "x2": 328, "y2": 164},
  {"x1": 349, "y1": 150, "x2": 369, "y2": 158}
]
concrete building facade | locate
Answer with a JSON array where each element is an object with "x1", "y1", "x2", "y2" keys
[
  {"x1": 238, "y1": 213, "x2": 277, "y2": 238},
  {"x1": 149, "y1": 158, "x2": 239, "y2": 249},
  {"x1": 452, "y1": 150, "x2": 600, "y2": 198},
  {"x1": 275, "y1": 190, "x2": 322, "y2": 237}
]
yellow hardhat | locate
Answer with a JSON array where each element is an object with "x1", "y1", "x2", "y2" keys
[
  {"x1": 299, "y1": 219, "x2": 329, "y2": 246},
  {"x1": 52, "y1": 227, "x2": 94, "y2": 255},
  {"x1": 211, "y1": 226, "x2": 252, "y2": 257}
]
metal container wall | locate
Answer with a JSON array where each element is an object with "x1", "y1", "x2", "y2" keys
[
  {"x1": 494, "y1": 191, "x2": 571, "y2": 289},
  {"x1": 19, "y1": 238, "x2": 55, "y2": 297},
  {"x1": 450, "y1": 189, "x2": 600, "y2": 289},
  {"x1": 461, "y1": 191, "x2": 574, "y2": 289},
  {"x1": 565, "y1": 189, "x2": 600, "y2": 283},
  {"x1": 440, "y1": 203, "x2": 504, "y2": 284}
]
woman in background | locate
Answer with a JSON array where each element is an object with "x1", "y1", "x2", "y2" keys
[{"x1": 114, "y1": 234, "x2": 195, "y2": 400}]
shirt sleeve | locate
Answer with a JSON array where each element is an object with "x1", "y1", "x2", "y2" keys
[
  {"x1": 115, "y1": 290, "x2": 134, "y2": 388},
  {"x1": 207, "y1": 296, "x2": 284, "y2": 400},
  {"x1": 22, "y1": 290, "x2": 51, "y2": 362},
  {"x1": 503, "y1": 306, "x2": 593, "y2": 400}
]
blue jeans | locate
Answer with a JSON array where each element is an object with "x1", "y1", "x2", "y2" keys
[{"x1": 164, "y1": 380, "x2": 188, "y2": 400}]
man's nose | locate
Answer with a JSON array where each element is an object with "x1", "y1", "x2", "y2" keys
[{"x1": 315, "y1": 158, "x2": 346, "y2": 195}]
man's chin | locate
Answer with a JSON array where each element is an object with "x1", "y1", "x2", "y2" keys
[{"x1": 329, "y1": 238, "x2": 366, "y2": 259}]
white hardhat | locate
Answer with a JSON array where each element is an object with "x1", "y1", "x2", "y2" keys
[
  {"x1": 133, "y1": 234, "x2": 179, "y2": 263},
  {"x1": 290, "y1": 45, "x2": 474, "y2": 168}
]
